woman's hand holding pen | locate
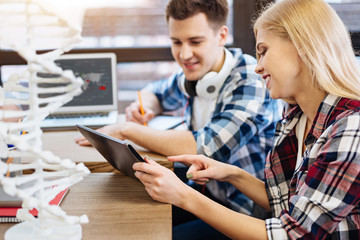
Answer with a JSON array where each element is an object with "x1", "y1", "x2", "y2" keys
[
  {"x1": 125, "y1": 101, "x2": 155, "y2": 126},
  {"x1": 133, "y1": 157, "x2": 193, "y2": 207}
]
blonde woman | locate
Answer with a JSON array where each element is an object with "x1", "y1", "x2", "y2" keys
[{"x1": 133, "y1": 0, "x2": 360, "y2": 239}]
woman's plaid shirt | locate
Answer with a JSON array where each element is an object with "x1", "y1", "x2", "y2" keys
[{"x1": 265, "y1": 94, "x2": 360, "y2": 240}]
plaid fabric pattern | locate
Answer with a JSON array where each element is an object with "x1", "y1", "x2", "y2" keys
[
  {"x1": 265, "y1": 94, "x2": 360, "y2": 239},
  {"x1": 145, "y1": 48, "x2": 282, "y2": 214}
]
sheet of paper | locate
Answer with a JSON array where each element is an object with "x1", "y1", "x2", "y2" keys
[{"x1": 147, "y1": 116, "x2": 184, "y2": 130}]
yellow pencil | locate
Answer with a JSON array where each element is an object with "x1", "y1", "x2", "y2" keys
[{"x1": 138, "y1": 91, "x2": 147, "y2": 126}]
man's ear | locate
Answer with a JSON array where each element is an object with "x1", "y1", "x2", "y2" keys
[{"x1": 218, "y1": 25, "x2": 228, "y2": 46}]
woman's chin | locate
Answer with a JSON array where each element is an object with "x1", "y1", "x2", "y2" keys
[
  {"x1": 281, "y1": 98, "x2": 297, "y2": 105},
  {"x1": 269, "y1": 93, "x2": 296, "y2": 104},
  {"x1": 269, "y1": 91, "x2": 279, "y2": 100}
]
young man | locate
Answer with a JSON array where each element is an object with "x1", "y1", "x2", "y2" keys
[{"x1": 76, "y1": 0, "x2": 281, "y2": 238}]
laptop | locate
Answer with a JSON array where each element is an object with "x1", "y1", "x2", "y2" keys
[
  {"x1": 0, "y1": 53, "x2": 119, "y2": 130},
  {"x1": 40, "y1": 53, "x2": 119, "y2": 130}
]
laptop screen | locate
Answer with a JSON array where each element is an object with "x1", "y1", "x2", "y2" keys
[
  {"x1": 1, "y1": 52, "x2": 118, "y2": 114},
  {"x1": 52, "y1": 53, "x2": 118, "y2": 113}
]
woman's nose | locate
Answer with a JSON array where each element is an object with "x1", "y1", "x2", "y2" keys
[{"x1": 255, "y1": 62, "x2": 263, "y2": 74}]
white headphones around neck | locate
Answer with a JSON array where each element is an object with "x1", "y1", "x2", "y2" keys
[{"x1": 178, "y1": 48, "x2": 237, "y2": 100}]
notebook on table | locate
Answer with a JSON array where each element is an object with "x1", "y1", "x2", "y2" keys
[
  {"x1": 148, "y1": 115, "x2": 185, "y2": 130},
  {"x1": 0, "y1": 187, "x2": 68, "y2": 223},
  {"x1": 38, "y1": 53, "x2": 119, "y2": 130}
]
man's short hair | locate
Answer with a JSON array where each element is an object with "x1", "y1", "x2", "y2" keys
[{"x1": 166, "y1": 0, "x2": 228, "y2": 30}]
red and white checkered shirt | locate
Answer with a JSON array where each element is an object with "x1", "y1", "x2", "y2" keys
[{"x1": 265, "y1": 94, "x2": 360, "y2": 240}]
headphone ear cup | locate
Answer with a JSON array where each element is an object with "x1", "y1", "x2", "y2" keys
[
  {"x1": 195, "y1": 72, "x2": 218, "y2": 99},
  {"x1": 178, "y1": 74, "x2": 188, "y2": 97},
  {"x1": 195, "y1": 48, "x2": 236, "y2": 100},
  {"x1": 178, "y1": 49, "x2": 236, "y2": 99}
]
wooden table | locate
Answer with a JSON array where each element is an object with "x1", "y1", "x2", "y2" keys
[
  {"x1": 0, "y1": 173, "x2": 172, "y2": 239},
  {"x1": 1, "y1": 128, "x2": 173, "y2": 239}
]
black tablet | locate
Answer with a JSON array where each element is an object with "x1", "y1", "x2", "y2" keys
[{"x1": 76, "y1": 124, "x2": 145, "y2": 178}]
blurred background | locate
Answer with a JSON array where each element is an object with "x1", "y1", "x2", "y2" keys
[{"x1": 0, "y1": 0, "x2": 359, "y2": 112}]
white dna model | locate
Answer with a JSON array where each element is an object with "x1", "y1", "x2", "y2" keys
[{"x1": 0, "y1": 0, "x2": 90, "y2": 239}]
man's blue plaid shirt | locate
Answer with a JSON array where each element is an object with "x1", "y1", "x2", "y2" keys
[{"x1": 145, "y1": 48, "x2": 282, "y2": 214}]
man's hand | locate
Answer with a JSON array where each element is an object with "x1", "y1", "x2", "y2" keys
[
  {"x1": 75, "y1": 123, "x2": 126, "y2": 146},
  {"x1": 125, "y1": 102, "x2": 155, "y2": 125}
]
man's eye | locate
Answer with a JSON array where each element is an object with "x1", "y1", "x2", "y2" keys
[{"x1": 191, "y1": 41, "x2": 201, "y2": 45}]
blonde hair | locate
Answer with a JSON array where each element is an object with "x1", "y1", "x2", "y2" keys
[{"x1": 254, "y1": 0, "x2": 360, "y2": 100}]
